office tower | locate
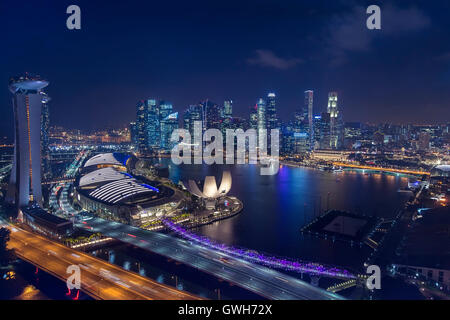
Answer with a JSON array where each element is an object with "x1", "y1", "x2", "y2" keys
[
  {"x1": 280, "y1": 122, "x2": 295, "y2": 155},
  {"x1": 266, "y1": 93, "x2": 279, "y2": 150},
  {"x1": 256, "y1": 98, "x2": 266, "y2": 132},
  {"x1": 256, "y1": 98, "x2": 267, "y2": 151},
  {"x1": 223, "y1": 99, "x2": 233, "y2": 118},
  {"x1": 6, "y1": 74, "x2": 48, "y2": 209},
  {"x1": 249, "y1": 105, "x2": 258, "y2": 130},
  {"x1": 313, "y1": 115, "x2": 322, "y2": 148},
  {"x1": 183, "y1": 105, "x2": 203, "y2": 137},
  {"x1": 129, "y1": 122, "x2": 138, "y2": 147},
  {"x1": 200, "y1": 100, "x2": 221, "y2": 130},
  {"x1": 40, "y1": 92, "x2": 51, "y2": 179},
  {"x1": 266, "y1": 93, "x2": 278, "y2": 131},
  {"x1": 160, "y1": 112, "x2": 179, "y2": 151},
  {"x1": 319, "y1": 112, "x2": 331, "y2": 149},
  {"x1": 146, "y1": 99, "x2": 160, "y2": 149},
  {"x1": 159, "y1": 100, "x2": 173, "y2": 119},
  {"x1": 159, "y1": 101, "x2": 173, "y2": 149},
  {"x1": 304, "y1": 90, "x2": 314, "y2": 148},
  {"x1": 136, "y1": 100, "x2": 150, "y2": 153},
  {"x1": 327, "y1": 92, "x2": 343, "y2": 149}
]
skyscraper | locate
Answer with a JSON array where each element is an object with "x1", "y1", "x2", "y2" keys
[
  {"x1": 319, "y1": 112, "x2": 331, "y2": 149},
  {"x1": 304, "y1": 90, "x2": 314, "y2": 149},
  {"x1": 327, "y1": 92, "x2": 343, "y2": 149},
  {"x1": 159, "y1": 101, "x2": 173, "y2": 150},
  {"x1": 183, "y1": 105, "x2": 203, "y2": 136},
  {"x1": 136, "y1": 100, "x2": 149, "y2": 154},
  {"x1": 6, "y1": 74, "x2": 48, "y2": 209},
  {"x1": 129, "y1": 121, "x2": 137, "y2": 147},
  {"x1": 146, "y1": 99, "x2": 160, "y2": 148},
  {"x1": 249, "y1": 105, "x2": 258, "y2": 130},
  {"x1": 201, "y1": 100, "x2": 221, "y2": 130},
  {"x1": 266, "y1": 93, "x2": 278, "y2": 131},
  {"x1": 40, "y1": 92, "x2": 51, "y2": 179},
  {"x1": 159, "y1": 100, "x2": 173, "y2": 120},
  {"x1": 160, "y1": 112, "x2": 179, "y2": 151},
  {"x1": 256, "y1": 98, "x2": 266, "y2": 133},
  {"x1": 223, "y1": 99, "x2": 233, "y2": 118}
]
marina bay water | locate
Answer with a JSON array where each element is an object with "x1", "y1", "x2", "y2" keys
[{"x1": 160, "y1": 159, "x2": 412, "y2": 270}]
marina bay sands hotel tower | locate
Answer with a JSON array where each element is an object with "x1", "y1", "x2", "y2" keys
[{"x1": 6, "y1": 74, "x2": 49, "y2": 211}]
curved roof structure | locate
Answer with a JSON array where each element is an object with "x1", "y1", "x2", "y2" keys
[
  {"x1": 185, "y1": 171, "x2": 232, "y2": 199},
  {"x1": 79, "y1": 167, "x2": 131, "y2": 187},
  {"x1": 89, "y1": 179, "x2": 159, "y2": 204},
  {"x1": 84, "y1": 153, "x2": 125, "y2": 168},
  {"x1": 431, "y1": 165, "x2": 450, "y2": 177},
  {"x1": 435, "y1": 165, "x2": 450, "y2": 172}
]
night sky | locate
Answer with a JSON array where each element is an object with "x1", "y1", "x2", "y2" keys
[{"x1": 1, "y1": 0, "x2": 450, "y2": 139}]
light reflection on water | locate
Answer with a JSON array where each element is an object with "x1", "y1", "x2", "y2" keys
[{"x1": 158, "y1": 159, "x2": 411, "y2": 270}]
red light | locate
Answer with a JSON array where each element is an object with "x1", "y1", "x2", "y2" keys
[{"x1": 127, "y1": 234, "x2": 136, "y2": 238}]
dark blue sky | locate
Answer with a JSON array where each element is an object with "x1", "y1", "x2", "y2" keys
[{"x1": 1, "y1": 0, "x2": 450, "y2": 138}]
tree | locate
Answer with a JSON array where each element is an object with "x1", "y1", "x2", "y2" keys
[{"x1": 0, "y1": 228, "x2": 15, "y2": 266}]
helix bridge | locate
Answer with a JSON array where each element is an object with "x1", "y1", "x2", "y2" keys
[{"x1": 162, "y1": 218, "x2": 357, "y2": 280}]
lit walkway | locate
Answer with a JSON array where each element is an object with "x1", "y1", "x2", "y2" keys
[{"x1": 77, "y1": 217, "x2": 344, "y2": 300}]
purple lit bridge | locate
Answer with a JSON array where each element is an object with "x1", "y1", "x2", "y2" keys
[{"x1": 162, "y1": 219, "x2": 356, "y2": 280}]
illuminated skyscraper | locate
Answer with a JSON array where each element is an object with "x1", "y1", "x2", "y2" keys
[
  {"x1": 129, "y1": 121, "x2": 137, "y2": 147},
  {"x1": 304, "y1": 90, "x2": 314, "y2": 148},
  {"x1": 146, "y1": 99, "x2": 160, "y2": 148},
  {"x1": 183, "y1": 105, "x2": 203, "y2": 136},
  {"x1": 40, "y1": 92, "x2": 51, "y2": 179},
  {"x1": 6, "y1": 74, "x2": 48, "y2": 209},
  {"x1": 256, "y1": 98, "x2": 266, "y2": 132},
  {"x1": 319, "y1": 112, "x2": 331, "y2": 149},
  {"x1": 200, "y1": 100, "x2": 221, "y2": 130},
  {"x1": 249, "y1": 105, "x2": 258, "y2": 130},
  {"x1": 160, "y1": 112, "x2": 179, "y2": 151},
  {"x1": 223, "y1": 99, "x2": 233, "y2": 118},
  {"x1": 266, "y1": 93, "x2": 278, "y2": 131},
  {"x1": 159, "y1": 100, "x2": 173, "y2": 120},
  {"x1": 136, "y1": 100, "x2": 149, "y2": 153},
  {"x1": 327, "y1": 92, "x2": 343, "y2": 149}
]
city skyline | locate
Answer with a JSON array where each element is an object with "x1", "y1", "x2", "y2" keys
[
  {"x1": 2, "y1": 0, "x2": 450, "y2": 139},
  {"x1": 0, "y1": 1, "x2": 450, "y2": 303}
]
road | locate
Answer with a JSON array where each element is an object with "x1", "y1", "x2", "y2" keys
[
  {"x1": 78, "y1": 217, "x2": 344, "y2": 300},
  {"x1": 332, "y1": 162, "x2": 430, "y2": 176},
  {"x1": 5, "y1": 224, "x2": 203, "y2": 300}
]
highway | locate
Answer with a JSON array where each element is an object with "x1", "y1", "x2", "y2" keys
[
  {"x1": 77, "y1": 217, "x2": 344, "y2": 300},
  {"x1": 5, "y1": 224, "x2": 203, "y2": 300},
  {"x1": 332, "y1": 162, "x2": 430, "y2": 176}
]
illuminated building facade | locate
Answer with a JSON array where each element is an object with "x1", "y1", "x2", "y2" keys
[
  {"x1": 160, "y1": 112, "x2": 179, "y2": 151},
  {"x1": 304, "y1": 90, "x2": 314, "y2": 149},
  {"x1": 146, "y1": 99, "x2": 160, "y2": 149},
  {"x1": 40, "y1": 92, "x2": 51, "y2": 179},
  {"x1": 327, "y1": 92, "x2": 343, "y2": 149},
  {"x1": 183, "y1": 105, "x2": 203, "y2": 136},
  {"x1": 223, "y1": 99, "x2": 233, "y2": 118},
  {"x1": 6, "y1": 74, "x2": 48, "y2": 209},
  {"x1": 136, "y1": 100, "x2": 150, "y2": 153}
]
